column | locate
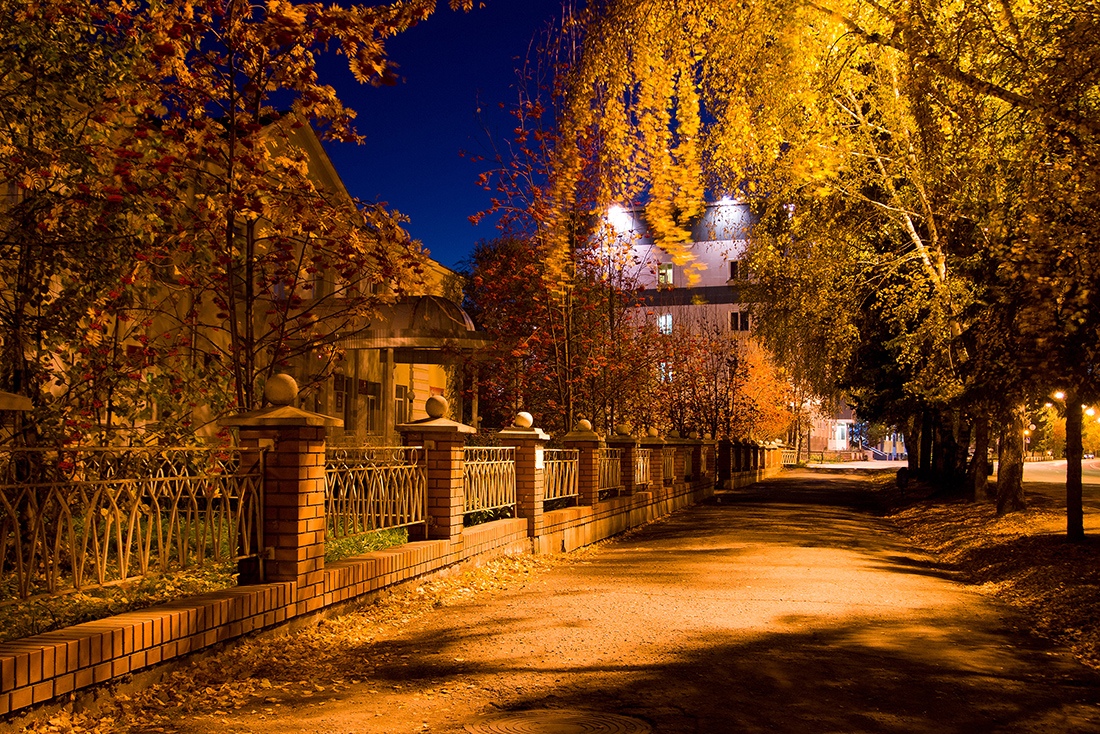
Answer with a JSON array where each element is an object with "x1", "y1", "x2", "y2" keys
[
  {"x1": 563, "y1": 419, "x2": 603, "y2": 506},
  {"x1": 398, "y1": 395, "x2": 475, "y2": 541},
  {"x1": 499, "y1": 412, "x2": 550, "y2": 538},
  {"x1": 221, "y1": 374, "x2": 342, "y2": 615}
]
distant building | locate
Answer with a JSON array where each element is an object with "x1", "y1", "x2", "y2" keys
[{"x1": 604, "y1": 199, "x2": 753, "y2": 336}]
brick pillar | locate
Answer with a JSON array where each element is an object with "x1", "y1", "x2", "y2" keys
[
  {"x1": 641, "y1": 434, "x2": 665, "y2": 491},
  {"x1": 221, "y1": 374, "x2": 341, "y2": 615},
  {"x1": 607, "y1": 434, "x2": 639, "y2": 495},
  {"x1": 704, "y1": 440, "x2": 717, "y2": 483},
  {"x1": 499, "y1": 413, "x2": 550, "y2": 538},
  {"x1": 399, "y1": 396, "x2": 475, "y2": 541},
  {"x1": 564, "y1": 419, "x2": 603, "y2": 506},
  {"x1": 689, "y1": 440, "x2": 703, "y2": 482}
]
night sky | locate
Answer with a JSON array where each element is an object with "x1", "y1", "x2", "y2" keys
[{"x1": 319, "y1": 1, "x2": 568, "y2": 271}]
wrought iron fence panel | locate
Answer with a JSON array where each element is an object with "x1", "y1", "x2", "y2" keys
[
  {"x1": 0, "y1": 447, "x2": 263, "y2": 600},
  {"x1": 662, "y1": 447, "x2": 675, "y2": 481},
  {"x1": 598, "y1": 448, "x2": 622, "y2": 493},
  {"x1": 463, "y1": 447, "x2": 516, "y2": 514},
  {"x1": 543, "y1": 449, "x2": 579, "y2": 502},
  {"x1": 634, "y1": 449, "x2": 651, "y2": 488},
  {"x1": 325, "y1": 447, "x2": 426, "y2": 537}
]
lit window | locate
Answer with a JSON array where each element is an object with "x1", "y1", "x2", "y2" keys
[
  {"x1": 657, "y1": 263, "x2": 673, "y2": 287},
  {"x1": 659, "y1": 361, "x2": 673, "y2": 383},
  {"x1": 657, "y1": 313, "x2": 673, "y2": 335}
]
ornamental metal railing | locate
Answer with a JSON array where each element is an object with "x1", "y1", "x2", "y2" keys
[
  {"x1": 782, "y1": 448, "x2": 798, "y2": 466},
  {"x1": 662, "y1": 447, "x2": 675, "y2": 483},
  {"x1": 634, "y1": 448, "x2": 651, "y2": 488},
  {"x1": 0, "y1": 447, "x2": 263, "y2": 600},
  {"x1": 597, "y1": 447, "x2": 622, "y2": 496},
  {"x1": 463, "y1": 447, "x2": 516, "y2": 514},
  {"x1": 325, "y1": 446, "x2": 426, "y2": 538},
  {"x1": 543, "y1": 448, "x2": 579, "y2": 503}
]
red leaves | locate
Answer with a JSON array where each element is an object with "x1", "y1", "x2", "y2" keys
[{"x1": 153, "y1": 155, "x2": 176, "y2": 173}]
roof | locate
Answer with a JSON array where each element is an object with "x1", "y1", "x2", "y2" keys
[{"x1": 338, "y1": 295, "x2": 490, "y2": 363}]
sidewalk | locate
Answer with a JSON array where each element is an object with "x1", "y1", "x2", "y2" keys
[{"x1": 59, "y1": 469, "x2": 1100, "y2": 733}]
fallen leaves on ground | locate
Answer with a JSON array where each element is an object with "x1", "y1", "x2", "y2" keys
[
  {"x1": 889, "y1": 484, "x2": 1100, "y2": 670},
  {"x1": 12, "y1": 550, "x2": 592, "y2": 734},
  {"x1": 0, "y1": 564, "x2": 237, "y2": 643}
]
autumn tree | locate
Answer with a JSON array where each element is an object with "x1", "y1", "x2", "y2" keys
[
  {"x1": 0, "y1": 0, "x2": 174, "y2": 443},
  {"x1": 463, "y1": 5, "x2": 663, "y2": 435},
  {"x1": 550, "y1": 0, "x2": 1100, "y2": 533},
  {"x1": 1, "y1": 0, "x2": 472, "y2": 443}
]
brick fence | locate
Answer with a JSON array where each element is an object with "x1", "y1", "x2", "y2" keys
[{"x1": 0, "y1": 396, "x2": 780, "y2": 718}]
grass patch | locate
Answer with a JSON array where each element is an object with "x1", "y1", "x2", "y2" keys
[
  {"x1": 0, "y1": 528, "x2": 410, "y2": 642},
  {"x1": 324, "y1": 527, "x2": 408, "y2": 563}
]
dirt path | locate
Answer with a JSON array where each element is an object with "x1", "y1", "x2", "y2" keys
[{"x1": 160, "y1": 470, "x2": 1100, "y2": 733}]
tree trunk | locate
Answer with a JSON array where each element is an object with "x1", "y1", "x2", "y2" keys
[
  {"x1": 945, "y1": 412, "x2": 970, "y2": 492},
  {"x1": 919, "y1": 410, "x2": 934, "y2": 477},
  {"x1": 965, "y1": 415, "x2": 990, "y2": 502},
  {"x1": 932, "y1": 412, "x2": 960, "y2": 485},
  {"x1": 996, "y1": 405, "x2": 1027, "y2": 515},
  {"x1": 1066, "y1": 392, "x2": 1085, "y2": 542},
  {"x1": 905, "y1": 414, "x2": 920, "y2": 472}
]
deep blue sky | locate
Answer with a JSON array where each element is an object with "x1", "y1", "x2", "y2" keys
[{"x1": 319, "y1": 1, "x2": 567, "y2": 271}]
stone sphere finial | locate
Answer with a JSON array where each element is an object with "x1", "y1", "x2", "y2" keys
[
  {"x1": 576, "y1": 418, "x2": 593, "y2": 432},
  {"x1": 265, "y1": 374, "x2": 298, "y2": 406},
  {"x1": 425, "y1": 395, "x2": 448, "y2": 419},
  {"x1": 647, "y1": 427, "x2": 660, "y2": 438},
  {"x1": 514, "y1": 411, "x2": 534, "y2": 428},
  {"x1": 689, "y1": 430, "x2": 699, "y2": 439}
]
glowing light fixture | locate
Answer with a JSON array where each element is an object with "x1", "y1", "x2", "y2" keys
[
  {"x1": 1054, "y1": 391, "x2": 1066, "y2": 400},
  {"x1": 607, "y1": 205, "x2": 634, "y2": 234}
]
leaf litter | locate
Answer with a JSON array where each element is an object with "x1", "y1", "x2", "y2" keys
[
  {"x1": 888, "y1": 483, "x2": 1100, "y2": 670},
  {"x1": 11, "y1": 550, "x2": 592, "y2": 733}
]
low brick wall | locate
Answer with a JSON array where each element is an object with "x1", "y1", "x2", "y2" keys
[
  {"x1": 0, "y1": 519, "x2": 531, "y2": 717},
  {"x1": 0, "y1": 420, "x2": 778, "y2": 718},
  {"x1": 537, "y1": 476, "x2": 714, "y2": 554}
]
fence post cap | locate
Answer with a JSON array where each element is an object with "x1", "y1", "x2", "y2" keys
[
  {"x1": 220, "y1": 374, "x2": 341, "y2": 428},
  {"x1": 426, "y1": 395, "x2": 449, "y2": 419},
  {"x1": 498, "y1": 425, "x2": 550, "y2": 443},
  {"x1": 398, "y1": 397, "x2": 476, "y2": 435},
  {"x1": 264, "y1": 374, "x2": 298, "y2": 405}
]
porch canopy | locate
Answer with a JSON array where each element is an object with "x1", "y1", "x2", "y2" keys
[
  {"x1": 0, "y1": 390, "x2": 32, "y2": 412},
  {"x1": 337, "y1": 295, "x2": 490, "y2": 363}
]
